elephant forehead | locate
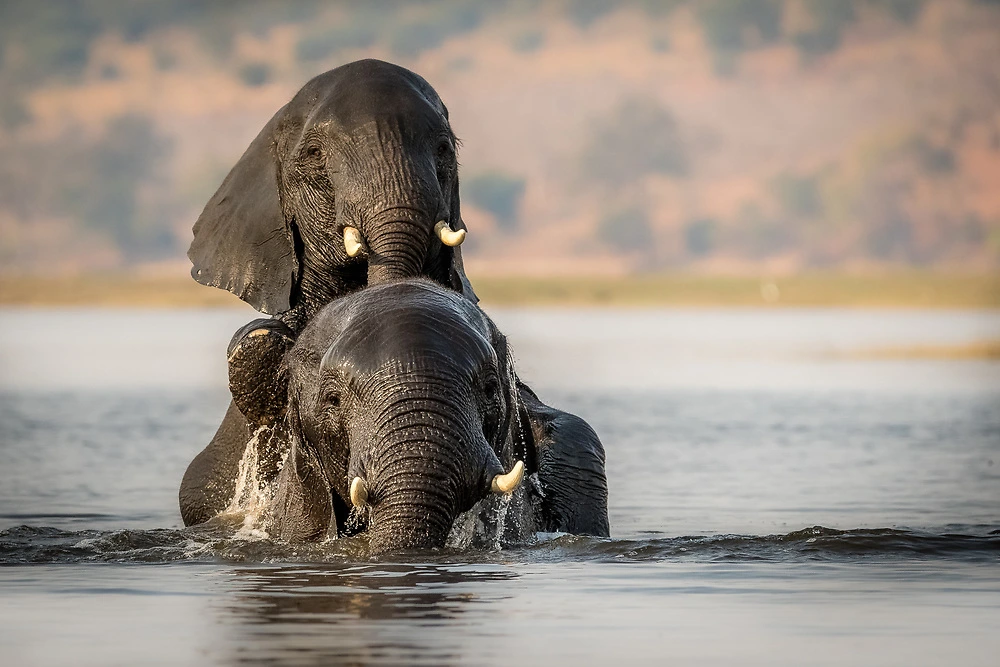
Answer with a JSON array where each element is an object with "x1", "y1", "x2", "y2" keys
[
  {"x1": 321, "y1": 303, "x2": 494, "y2": 378},
  {"x1": 310, "y1": 73, "x2": 443, "y2": 137}
]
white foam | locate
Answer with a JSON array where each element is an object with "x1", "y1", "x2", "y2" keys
[{"x1": 217, "y1": 427, "x2": 276, "y2": 540}]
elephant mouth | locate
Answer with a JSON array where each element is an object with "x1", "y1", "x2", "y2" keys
[
  {"x1": 347, "y1": 462, "x2": 525, "y2": 555},
  {"x1": 367, "y1": 519, "x2": 452, "y2": 555}
]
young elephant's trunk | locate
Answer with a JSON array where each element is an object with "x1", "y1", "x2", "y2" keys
[
  {"x1": 361, "y1": 392, "x2": 496, "y2": 555},
  {"x1": 368, "y1": 473, "x2": 457, "y2": 553}
]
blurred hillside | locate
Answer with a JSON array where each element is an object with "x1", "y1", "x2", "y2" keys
[{"x1": 1, "y1": 0, "x2": 999, "y2": 276}]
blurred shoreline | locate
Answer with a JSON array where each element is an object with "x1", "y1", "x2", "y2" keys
[
  {"x1": 0, "y1": 271, "x2": 996, "y2": 309},
  {"x1": 3, "y1": 2, "x2": 999, "y2": 276}
]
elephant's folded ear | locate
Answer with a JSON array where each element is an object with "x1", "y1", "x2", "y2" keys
[{"x1": 188, "y1": 105, "x2": 296, "y2": 315}]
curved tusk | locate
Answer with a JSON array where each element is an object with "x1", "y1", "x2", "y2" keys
[
  {"x1": 491, "y1": 460, "x2": 524, "y2": 494},
  {"x1": 434, "y1": 220, "x2": 466, "y2": 247},
  {"x1": 343, "y1": 226, "x2": 364, "y2": 257},
  {"x1": 350, "y1": 476, "x2": 368, "y2": 507}
]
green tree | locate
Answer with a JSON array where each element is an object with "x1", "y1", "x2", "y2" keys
[
  {"x1": 696, "y1": 0, "x2": 783, "y2": 49},
  {"x1": 871, "y1": 0, "x2": 926, "y2": 24},
  {"x1": 684, "y1": 218, "x2": 717, "y2": 257},
  {"x1": 464, "y1": 172, "x2": 526, "y2": 232},
  {"x1": 566, "y1": 0, "x2": 616, "y2": 28},
  {"x1": 510, "y1": 29, "x2": 545, "y2": 53},
  {"x1": 238, "y1": 62, "x2": 271, "y2": 87},
  {"x1": 771, "y1": 173, "x2": 822, "y2": 219},
  {"x1": 696, "y1": 0, "x2": 783, "y2": 74},
  {"x1": 388, "y1": 2, "x2": 485, "y2": 58},
  {"x1": 793, "y1": 0, "x2": 856, "y2": 58},
  {"x1": 578, "y1": 97, "x2": 687, "y2": 189},
  {"x1": 597, "y1": 207, "x2": 654, "y2": 253},
  {"x1": 54, "y1": 114, "x2": 174, "y2": 255},
  {"x1": 296, "y1": 25, "x2": 377, "y2": 62}
]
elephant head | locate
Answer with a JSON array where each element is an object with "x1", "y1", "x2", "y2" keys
[
  {"x1": 189, "y1": 59, "x2": 476, "y2": 318},
  {"x1": 251, "y1": 279, "x2": 533, "y2": 554}
]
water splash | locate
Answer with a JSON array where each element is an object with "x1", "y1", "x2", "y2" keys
[
  {"x1": 445, "y1": 486, "x2": 536, "y2": 551},
  {"x1": 218, "y1": 427, "x2": 275, "y2": 540},
  {"x1": 446, "y1": 496, "x2": 510, "y2": 550},
  {"x1": 491, "y1": 493, "x2": 512, "y2": 551},
  {"x1": 445, "y1": 501, "x2": 483, "y2": 549}
]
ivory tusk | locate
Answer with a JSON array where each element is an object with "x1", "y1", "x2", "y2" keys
[
  {"x1": 434, "y1": 220, "x2": 466, "y2": 247},
  {"x1": 343, "y1": 226, "x2": 364, "y2": 257},
  {"x1": 491, "y1": 460, "x2": 524, "y2": 494},
  {"x1": 350, "y1": 476, "x2": 368, "y2": 507}
]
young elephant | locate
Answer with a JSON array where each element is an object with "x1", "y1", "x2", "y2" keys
[{"x1": 179, "y1": 280, "x2": 609, "y2": 553}]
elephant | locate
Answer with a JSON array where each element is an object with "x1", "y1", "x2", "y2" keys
[
  {"x1": 179, "y1": 279, "x2": 609, "y2": 554},
  {"x1": 189, "y1": 59, "x2": 477, "y2": 409},
  {"x1": 182, "y1": 59, "x2": 480, "y2": 521},
  {"x1": 190, "y1": 58, "x2": 475, "y2": 319}
]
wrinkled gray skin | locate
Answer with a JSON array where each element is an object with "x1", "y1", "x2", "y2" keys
[
  {"x1": 179, "y1": 60, "x2": 609, "y2": 548},
  {"x1": 181, "y1": 280, "x2": 609, "y2": 553},
  {"x1": 189, "y1": 59, "x2": 477, "y2": 431},
  {"x1": 181, "y1": 60, "x2": 480, "y2": 522},
  {"x1": 188, "y1": 59, "x2": 475, "y2": 320}
]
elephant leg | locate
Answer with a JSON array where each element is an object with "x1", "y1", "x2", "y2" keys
[
  {"x1": 518, "y1": 386, "x2": 610, "y2": 537},
  {"x1": 227, "y1": 317, "x2": 297, "y2": 426},
  {"x1": 179, "y1": 400, "x2": 251, "y2": 526}
]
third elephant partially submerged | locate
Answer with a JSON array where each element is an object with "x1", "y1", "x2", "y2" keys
[{"x1": 180, "y1": 279, "x2": 609, "y2": 553}]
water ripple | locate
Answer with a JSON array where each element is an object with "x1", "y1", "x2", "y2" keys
[{"x1": 2, "y1": 524, "x2": 997, "y2": 566}]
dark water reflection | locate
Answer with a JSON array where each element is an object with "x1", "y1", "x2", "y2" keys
[
  {"x1": 4, "y1": 559, "x2": 998, "y2": 666},
  {"x1": 220, "y1": 564, "x2": 517, "y2": 666},
  {"x1": 230, "y1": 563, "x2": 515, "y2": 623}
]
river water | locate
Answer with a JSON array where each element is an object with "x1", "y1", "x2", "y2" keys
[{"x1": 1, "y1": 306, "x2": 998, "y2": 666}]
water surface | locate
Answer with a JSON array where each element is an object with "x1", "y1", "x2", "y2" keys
[{"x1": 1, "y1": 307, "x2": 998, "y2": 665}]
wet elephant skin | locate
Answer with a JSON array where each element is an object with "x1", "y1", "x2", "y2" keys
[{"x1": 180, "y1": 280, "x2": 609, "y2": 553}]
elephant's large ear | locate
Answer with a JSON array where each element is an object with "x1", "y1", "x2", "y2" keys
[{"x1": 188, "y1": 105, "x2": 297, "y2": 315}]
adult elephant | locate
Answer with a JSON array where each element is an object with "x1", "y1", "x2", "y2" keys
[
  {"x1": 182, "y1": 59, "x2": 480, "y2": 518},
  {"x1": 180, "y1": 280, "x2": 610, "y2": 553},
  {"x1": 190, "y1": 58, "x2": 475, "y2": 322}
]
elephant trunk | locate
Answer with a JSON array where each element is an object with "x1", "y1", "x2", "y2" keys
[
  {"x1": 365, "y1": 208, "x2": 435, "y2": 284},
  {"x1": 362, "y1": 393, "x2": 490, "y2": 554},
  {"x1": 368, "y1": 472, "x2": 457, "y2": 553}
]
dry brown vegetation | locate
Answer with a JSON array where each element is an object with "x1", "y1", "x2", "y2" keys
[
  {"x1": 849, "y1": 341, "x2": 1000, "y2": 360},
  {"x1": 2, "y1": 271, "x2": 996, "y2": 309},
  {"x1": 1, "y1": 0, "x2": 999, "y2": 277}
]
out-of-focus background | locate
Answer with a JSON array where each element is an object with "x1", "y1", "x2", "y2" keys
[
  {"x1": 0, "y1": 0, "x2": 998, "y2": 307},
  {"x1": 2, "y1": 6, "x2": 1000, "y2": 665}
]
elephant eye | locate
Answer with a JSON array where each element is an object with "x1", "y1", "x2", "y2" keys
[
  {"x1": 306, "y1": 144, "x2": 322, "y2": 159},
  {"x1": 321, "y1": 390, "x2": 340, "y2": 413},
  {"x1": 436, "y1": 142, "x2": 454, "y2": 175},
  {"x1": 482, "y1": 377, "x2": 499, "y2": 397}
]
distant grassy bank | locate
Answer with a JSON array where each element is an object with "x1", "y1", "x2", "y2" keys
[
  {"x1": 849, "y1": 340, "x2": 1000, "y2": 360},
  {"x1": 0, "y1": 274, "x2": 241, "y2": 308},
  {"x1": 0, "y1": 272, "x2": 997, "y2": 309},
  {"x1": 474, "y1": 273, "x2": 1000, "y2": 308}
]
